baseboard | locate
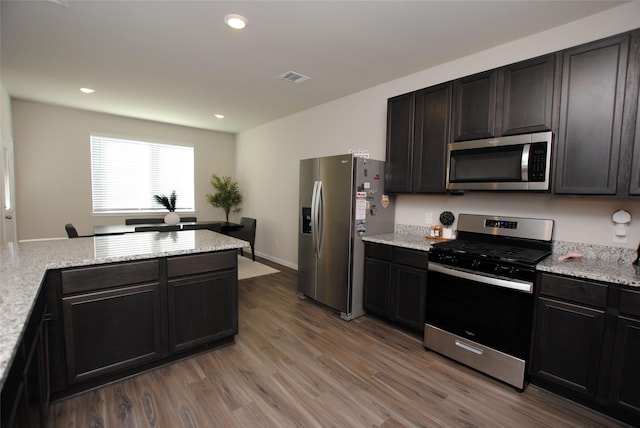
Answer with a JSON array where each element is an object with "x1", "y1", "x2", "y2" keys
[{"x1": 254, "y1": 251, "x2": 298, "y2": 270}]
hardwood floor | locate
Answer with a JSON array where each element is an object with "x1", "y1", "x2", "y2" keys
[{"x1": 48, "y1": 258, "x2": 629, "y2": 427}]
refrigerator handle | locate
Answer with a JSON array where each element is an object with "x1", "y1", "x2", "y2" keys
[
  {"x1": 311, "y1": 180, "x2": 320, "y2": 257},
  {"x1": 316, "y1": 180, "x2": 323, "y2": 255}
]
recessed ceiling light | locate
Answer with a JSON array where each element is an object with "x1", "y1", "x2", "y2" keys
[
  {"x1": 224, "y1": 14, "x2": 247, "y2": 30},
  {"x1": 80, "y1": 87, "x2": 95, "y2": 94},
  {"x1": 214, "y1": 114, "x2": 225, "y2": 119}
]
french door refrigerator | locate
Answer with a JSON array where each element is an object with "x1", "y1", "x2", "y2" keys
[{"x1": 298, "y1": 154, "x2": 395, "y2": 320}]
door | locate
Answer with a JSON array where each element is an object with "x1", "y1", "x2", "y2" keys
[
  {"x1": 530, "y1": 297, "x2": 605, "y2": 399},
  {"x1": 168, "y1": 271, "x2": 237, "y2": 353},
  {"x1": 452, "y1": 70, "x2": 498, "y2": 141},
  {"x1": 298, "y1": 157, "x2": 319, "y2": 298},
  {"x1": 554, "y1": 33, "x2": 629, "y2": 194},
  {"x1": 316, "y1": 154, "x2": 353, "y2": 313},
  {"x1": 62, "y1": 282, "x2": 163, "y2": 384},
  {"x1": 1, "y1": 133, "x2": 16, "y2": 244},
  {"x1": 385, "y1": 93, "x2": 414, "y2": 193},
  {"x1": 412, "y1": 83, "x2": 450, "y2": 193}
]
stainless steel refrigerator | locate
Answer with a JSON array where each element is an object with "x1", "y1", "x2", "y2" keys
[{"x1": 298, "y1": 154, "x2": 395, "y2": 320}]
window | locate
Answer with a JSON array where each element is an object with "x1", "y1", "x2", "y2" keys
[{"x1": 91, "y1": 134, "x2": 194, "y2": 214}]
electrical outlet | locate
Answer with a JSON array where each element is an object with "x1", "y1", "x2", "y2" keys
[
  {"x1": 425, "y1": 212, "x2": 433, "y2": 225},
  {"x1": 613, "y1": 226, "x2": 628, "y2": 244}
]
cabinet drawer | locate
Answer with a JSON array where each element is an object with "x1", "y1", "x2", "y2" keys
[
  {"x1": 393, "y1": 247, "x2": 428, "y2": 270},
  {"x1": 61, "y1": 260, "x2": 159, "y2": 295},
  {"x1": 365, "y1": 243, "x2": 392, "y2": 261},
  {"x1": 620, "y1": 288, "x2": 640, "y2": 317},
  {"x1": 539, "y1": 274, "x2": 607, "y2": 308},
  {"x1": 167, "y1": 250, "x2": 236, "y2": 278}
]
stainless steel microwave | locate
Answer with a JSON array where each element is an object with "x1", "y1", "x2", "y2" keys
[{"x1": 446, "y1": 131, "x2": 552, "y2": 191}]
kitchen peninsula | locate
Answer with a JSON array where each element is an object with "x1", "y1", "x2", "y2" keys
[{"x1": 0, "y1": 230, "x2": 247, "y2": 427}]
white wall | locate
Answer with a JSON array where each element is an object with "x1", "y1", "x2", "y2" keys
[
  {"x1": 12, "y1": 100, "x2": 236, "y2": 240},
  {"x1": 236, "y1": 2, "x2": 640, "y2": 269}
]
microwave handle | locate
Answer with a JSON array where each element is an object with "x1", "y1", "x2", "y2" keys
[{"x1": 521, "y1": 143, "x2": 530, "y2": 181}]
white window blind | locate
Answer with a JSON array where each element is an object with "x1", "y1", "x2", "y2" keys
[{"x1": 91, "y1": 134, "x2": 194, "y2": 214}]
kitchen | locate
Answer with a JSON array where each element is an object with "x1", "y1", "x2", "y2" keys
[{"x1": 2, "y1": 1, "x2": 640, "y2": 426}]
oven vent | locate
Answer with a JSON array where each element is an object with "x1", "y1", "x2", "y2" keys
[{"x1": 279, "y1": 71, "x2": 311, "y2": 84}]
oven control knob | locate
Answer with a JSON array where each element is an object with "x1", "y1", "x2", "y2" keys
[{"x1": 495, "y1": 265, "x2": 512, "y2": 275}]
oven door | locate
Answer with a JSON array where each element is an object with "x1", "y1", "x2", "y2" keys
[{"x1": 425, "y1": 262, "x2": 534, "y2": 359}]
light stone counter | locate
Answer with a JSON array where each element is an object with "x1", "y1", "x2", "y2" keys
[
  {"x1": 362, "y1": 224, "x2": 441, "y2": 252},
  {"x1": 0, "y1": 230, "x2": 247, "y2": 390},
  {"x1": 537, "y1": 241, "x2": 640, "y2": 287},
  {"x1": 362, "y1": 232, "x2": 438, "y2": 252},
  {"x1": 364, "y1": 226, "x2": 640, "y2": 288}
]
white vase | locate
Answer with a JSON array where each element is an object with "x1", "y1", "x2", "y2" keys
[
  {"x1": 164, "y1": 212, "x2": 180, "y2": 225},
  {"x1": 442, "y1": 228, "x2": 453, "y2": 239}
]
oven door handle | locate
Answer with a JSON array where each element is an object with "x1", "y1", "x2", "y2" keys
[{"x1": 428, "y1": 262, "x2": 533, "y2": 293}]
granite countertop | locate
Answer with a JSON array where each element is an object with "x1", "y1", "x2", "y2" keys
[
  {"x1": 0, "y1": 230, "x2": 247, "y2": 390},
  {"x1": 538, "y1": 241, "x2": 640, "y2": 287},
  {"x1": 363, "y1": 227, "x2": 640, "y2": 287},
  {"x1": 362, "y1": 232, "x2": 439, "y2": 252}
]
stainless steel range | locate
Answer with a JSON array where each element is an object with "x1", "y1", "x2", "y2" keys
[{"x1": 424, "y1": 214, "x2": 554, "y2": 390}]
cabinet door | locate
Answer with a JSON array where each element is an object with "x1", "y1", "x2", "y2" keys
[
  {"x1": 390, "y1": 264, "x2": 427, "y2": 332},
  {"x1": 452, "y1": 70, "x2": 497, "y2": 141},
  {"x1": 531, "y1": 296, "x2": 605, "y2": 400},
  {"x1": 168, "y1": 271, "x2": 237, "y2": 353},
  {"x1": 62, "y1": 282, "x2": 163, "y2": 384},
  {"x1": 385, "y1": 93, "x2": 415, "y2": 193},
  {"x1": 554, "y1": 34, "x2": 629, "y2": 194},
  {"x1": 412, "y1": 83, "x2": 450, "y2": 193},
  {"x1": 627, "y1": 32, "x2": 640, "y2": 195},
  {"x1": 363, "y1": 257, "x2": 392, "y2": 318},
  {"x1": 610, "y1": 316, "x2": 640, "y2": 421},
  {"x1": 500, "y1": 54, "x2": 556, "y2": 136}
]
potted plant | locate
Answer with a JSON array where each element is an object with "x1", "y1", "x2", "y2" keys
[
  {"x1": 154, "y1": 190, "x2": 180, "y2": 225},
  {"x1": 439, "y1": 211, "x2": 455, "y2": 239},
  {"x1": 206, "y1": 175, "x2": 242, "y2": 222}
]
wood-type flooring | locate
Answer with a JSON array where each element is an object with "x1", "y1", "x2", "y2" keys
[{"x1": 48, "y1": 257, "x2": 629, "y2": 427}]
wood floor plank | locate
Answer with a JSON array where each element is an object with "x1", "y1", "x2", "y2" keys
[{"x1": 48, "y1": 257, "x2": 631, "y2": 427}]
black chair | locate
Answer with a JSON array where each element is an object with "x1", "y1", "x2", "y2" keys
[
  {"x1": 65, "y1": 223, "x2": 79, "y2": 238},
  {"x1": 125, "y1": 217, "x2": 165, "y2": 225},
  {"x1": 135, "y1": 225, "x2": 180, "y2": 232},
  {"x1": 226, "y1": 217, "x2": 256, "y2": 261},
  {"x1": 65, "y1": 223, "x2": 94, "y2": 238}
]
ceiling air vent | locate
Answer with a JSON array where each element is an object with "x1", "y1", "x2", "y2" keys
[{"x1": 279, "y1": 71, "x2": 311, "y2": 84}]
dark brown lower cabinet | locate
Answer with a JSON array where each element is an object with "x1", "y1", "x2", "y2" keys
[
  {"x1": 46, "y1": 250, "x2": 238, "y2": 400},
  {"x1": 168, "y1": 271, "x2": 237, "y2": 352},
  {"x1": 1, "y1": 291, "x2": 50, "y2": 428},
  {"x1": 363, "y1": 243, "x2": 427, "y2": 333},
  {"x1": 610, "y1": 289, "x2": 640, "y2": 420},
  {"x1": 531, "y1": 273, "x2": 640, "y2": 426},
  {"x1": 530, "y1": 296, "x2": 605, "y2": 399},
  {"x1": 62, "y1": 282, "x2": 163, "y2": 384}
]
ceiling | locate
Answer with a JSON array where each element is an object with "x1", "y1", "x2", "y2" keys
[{"x1": 1, "y1": 1, "x2": 626, "y2": 134}]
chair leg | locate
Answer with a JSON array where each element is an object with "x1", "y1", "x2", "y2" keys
[{"x1": 251, "y1": 244, "x2": 255, "y2": 261}]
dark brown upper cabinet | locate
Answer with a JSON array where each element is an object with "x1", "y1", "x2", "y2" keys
[
  {"x1": 554, "y1": 33, "x2": 630, "y2": 195},
  {"x1": 500, "y1": 54, "x2": 557, "y2": 136},
  {"x1": 385, "y1": 84, "x2": 450, "y2": 194},
  {"x1": 452, "y1": 70, "x2": 497, "y2": 141},
  {"x1": 624, "y1": 31, "x2": 640, "y2": 196},
  {"x1": 385, "y1": 93, "x2": 414, "y2": 193},
  {"x1": 452, "y1": 54, "x2": 556, "y2": 142}
]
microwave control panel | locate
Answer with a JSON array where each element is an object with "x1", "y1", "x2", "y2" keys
[{"x1": 528, "y1": 142, "x2": 548, "y2": 182}]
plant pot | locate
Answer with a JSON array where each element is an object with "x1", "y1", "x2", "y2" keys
[
  {"x1": 164, "y1": 212, "x2": 180, "y2": 225},
  {"x1": 442, "y1": 228, "x2": 453, "y2": 239}
]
